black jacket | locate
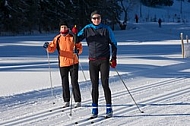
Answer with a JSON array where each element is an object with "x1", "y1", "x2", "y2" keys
[{"x1": 77, "y1": 23, "x2": 117, "y2": 60}]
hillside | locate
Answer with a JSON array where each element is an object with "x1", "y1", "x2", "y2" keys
[{"x1": 128, "y1": 0, "x2": 190, "y2": 23}]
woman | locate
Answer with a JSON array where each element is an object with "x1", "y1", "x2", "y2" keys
[{"x1": 43, "y1": 21, "x2": 82, "y2": 108}]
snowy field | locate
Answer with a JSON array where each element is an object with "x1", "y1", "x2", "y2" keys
[
  {"x1": 1, "y1": 1, "x2": 190, "y2": 125},
  {"x1": 1, "y1": 21, "x2": 190, "y2": 126}
]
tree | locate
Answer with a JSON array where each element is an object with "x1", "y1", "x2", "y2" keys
[
  {"x1": 0, "y1": 0, "x2": 123, "y2": 34},
  {"x1": 117, "y1": 0, "x2": 138, "y2": 30}
]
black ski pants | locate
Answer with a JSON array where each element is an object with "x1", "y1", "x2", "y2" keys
[
  {"x1": 59, "y1": 63, "x2": 81, "y2": 102},
  {"x1": 89, "y1": 59, "x2": 112, "y2": 105}
]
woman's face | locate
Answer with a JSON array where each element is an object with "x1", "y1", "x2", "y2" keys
[
  {"x1": 91, "y1": 14, "x2": 101, "y2": 25},
  {"x1": 60, "y1": 25, "x2": 68, "y2": 32}
]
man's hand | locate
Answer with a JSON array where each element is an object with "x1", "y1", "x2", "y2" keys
[{"x1": 110, "y1": 57, "x2": 117, "y2": 68}]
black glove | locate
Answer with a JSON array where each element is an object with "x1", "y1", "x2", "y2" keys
[
  {"x1": 43, "y1": 42, "x2": 49, "y2": 49},
  {"x1": 73, "y1": 48, "x2": 79, "y2": 54}
]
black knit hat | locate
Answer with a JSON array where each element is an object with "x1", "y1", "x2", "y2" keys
[
  {"x1": 90, "y1": 10, "x2": 101, "y2": 17},
  {"x1": 59, "y1": 20, "x2": 68, "y2": 27}
]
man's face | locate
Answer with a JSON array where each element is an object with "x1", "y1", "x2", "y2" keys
[{"x1": 91, "y1": 14, "x2": 101, "y2": 25}]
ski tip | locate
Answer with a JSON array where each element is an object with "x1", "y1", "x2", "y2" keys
[
  {"x1": 104, "y1": 116, "x2": 110, "y2": 119},
  {"x1": 89, "y1": 116, "x2": 97, "y2": 120},
  {"x1": 91, "y1": 121, "x2": 94, "y2": 124}
]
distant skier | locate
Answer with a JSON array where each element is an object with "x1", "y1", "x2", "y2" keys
[
  {"x1": 158, "y1": 18, "x2": 162, "y2": 28},
  {"x1": 135, "y1": 14, "x2": 139, "y2": 23}
]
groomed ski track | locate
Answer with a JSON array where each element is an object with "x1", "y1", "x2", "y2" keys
[{"x1": 1, "y1": 67, "x2": 190, "y2": 126}]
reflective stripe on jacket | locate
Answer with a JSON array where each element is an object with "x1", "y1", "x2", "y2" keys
[{"x1": 47, "y1": 33, "x2": 82, "y2": 67}]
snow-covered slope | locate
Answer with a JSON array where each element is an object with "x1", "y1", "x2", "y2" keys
[
  {"x1": 128, "y1": 0, "x2": 190, "y2": 23},
  {"x1": 1, "y1": 21, "x2": 190, "y2": 125},
  {"x1": 1, "y1": 0, "x2": 190, "y2": 125}
]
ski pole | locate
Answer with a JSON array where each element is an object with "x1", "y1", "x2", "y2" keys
[
  {"x1": 69, "y1": 25, "x2": 78, "y2": 116},
  {"x1": 69, "y1": 54, "x2": 75, "y2": 116},
  {"x1": 114, "y1": 67, "x2": 144, "y2": 113},
  {"x1": 79, "y1": 62, "x2": 87, "y2": 81},
  {"x1": 46, "y1": 50, "x2": 55, "y2": 104},
  {"x1": 70, "y1": 86, "x2": 73, "y2": 116},
  {"x1": 79, "y1": 62, "x2": 91, "y2": 94}
]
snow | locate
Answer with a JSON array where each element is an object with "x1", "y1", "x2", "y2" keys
[{"x1": 1, "y1": 1, "x2": 190, "y2": 126}]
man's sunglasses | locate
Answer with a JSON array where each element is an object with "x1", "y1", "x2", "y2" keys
[{"x1": 92, "y1": 16, "x2": 101, "y2": 20}]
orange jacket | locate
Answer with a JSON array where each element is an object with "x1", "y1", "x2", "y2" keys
[{"x1": 47, "y1": 33, "x2": 82, "y2": 67}]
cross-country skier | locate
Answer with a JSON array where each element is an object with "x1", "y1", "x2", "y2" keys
[
  {"x1": 77, "y1": 10, "x2": 117, "y2": 118},
  {"x1": 43, "y1": 21, "x2": 83, "y2": 108}
]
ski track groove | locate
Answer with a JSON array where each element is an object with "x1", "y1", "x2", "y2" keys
[
  {"x1": 0, "y1": 98, "x2": 60, "y2": 122},
  {"x1": 0, "y1": 106, "x2": 68, "y2": 125},
  {"x1": 64, "y1": 77, "x2": 190, "y2": 125},
  {"x1": 87, "y1": 79, "x2": 190, "y2": 126},
  {"x1": 1, "y1": 76, "x2": 189, "y2": 125},
  {"x1": 41, "y1": 78, "x2": 190, "y2": 125}
]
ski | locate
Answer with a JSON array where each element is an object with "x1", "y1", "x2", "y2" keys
[
  {"x1": 49, "y1": 103, "x2": 83, "y2": 112},
  {"x1": 49, "y1": 106, "x2": 70, "y2": 112},
  {"x1": 88, "y1": 116, "x2": 98, "y2": 120},
  {"x1": 74, "y1": 115, "x2": 111, "y2": 125},
  {"x1": 73, "y1": 116, "x2": 97, "y2": 125},
  {"x1": 90, "y1": 116, "x2": 111, "y2": 124}
]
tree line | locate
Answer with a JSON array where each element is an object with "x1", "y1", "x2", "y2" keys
[
  {"x1": 0, "y1": 0, "x2": 122, "y2": 35},
  {"x1": 0, "y1": 0, "x2": 176, "y2": 35}
]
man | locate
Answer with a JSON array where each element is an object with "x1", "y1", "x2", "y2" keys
[
  {"x1": 77, "y1": 10, "x2": 117, "y2": 118},
  {"x1": 43, "y1": 21, "x2": 82, "y2": 108},
  {"x1": 158, "y1": 18, "x2": 162, "y2": 28}
]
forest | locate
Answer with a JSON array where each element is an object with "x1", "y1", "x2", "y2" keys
[{"x1": 0, "y1": 0, "x2": 183, "y2": 35}]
